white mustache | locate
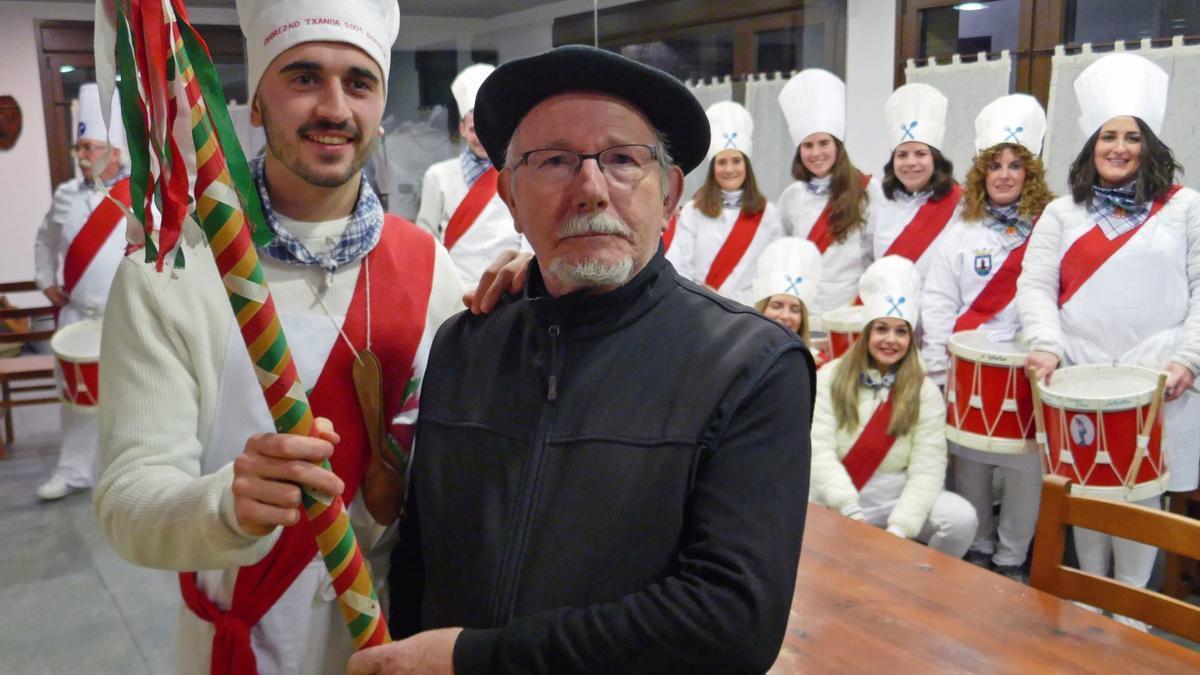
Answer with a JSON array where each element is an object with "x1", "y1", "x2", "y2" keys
[{"x1": 557, "y1": 212, "x2": 632, "y2": 240}]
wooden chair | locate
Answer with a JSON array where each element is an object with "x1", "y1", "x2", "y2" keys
[
  {"x1": 0, "y1": 281, "x2": 59, "y2": 459},
  {"x1": 1164, "y1": 488, "x2": 1200, "y2": 600},
  {"x1": 1030, "y1": 475, "x2": 1200, "y2": 643}
]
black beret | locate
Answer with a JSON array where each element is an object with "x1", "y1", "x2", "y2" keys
[{"x1": 473, "y1": 45, "x2": 710, "y2": 174}]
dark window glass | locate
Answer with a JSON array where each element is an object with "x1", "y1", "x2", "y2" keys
[
  {"x1": 918, "y1": 0, "x2": 1021, "y2": 57},
  {"x1": 613, "y1": 27, "x2": 735, "y2": 82},
  {"x1": 1065, "y1": 0, "x2": 1200, "y2": 43},
  {"x1": 756, "y1": 24, "x2": 830, "y2": 74}
]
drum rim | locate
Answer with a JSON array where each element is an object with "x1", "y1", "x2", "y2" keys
[
  {"x1": 821, "y1": 305, "x2": 866, "y2": 332},
  {"x1": 1038, "y1": 364, "x2": 1160, "y2": 410},
  {"x1": 948, "y1": 330, "x2": 1029, "y2": 366},
  {"x1": 945, "y1": 426, "x2": 1033, "y2": 453},
  {"x1": 50, "y1": 318, "x2": 103, "y2": 363}
]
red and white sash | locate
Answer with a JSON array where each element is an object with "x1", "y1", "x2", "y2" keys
[
  {"x1": 1058, "y1": 185, "x2": 1180, "y2": 307},
  {"x1": 807, "y1": 173, "x2": 872, "y2": 254},
  {"x1": 883, "y1": 183, "x2": 963, "y2": 263},
  {"x1": 64, "y1": 178, "x2": 131, "y2": 295},
  {"x1": 705, "y1": 209, "x2": 766, "y2": 290},
  {"x1": 662, "y1": 212, "x2": 678, "y2": 252},
  {"x1": 952, "y1": 216, "x2": 1039, "y2": 333},
  {"x1": 179, "y1": 215, "x2": 435, "y2": 675},
  {"x1": 841, "y1": 392, "x2": 896, "y2": 490},
  {"x1": 443, "y1": 167, "x2": 499, "y2": 251}
]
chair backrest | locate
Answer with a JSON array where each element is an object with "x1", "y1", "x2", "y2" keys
[
  {"x1": 1030, "y1": 475, "x2": 1200, "y2": 642},
  {"x1": 0, "y1": 281, "x2": 56, "y2": 346}
]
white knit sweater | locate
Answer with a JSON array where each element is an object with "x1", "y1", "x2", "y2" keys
[{"x1": 809, "y1": 357, "x2": 949, "y2": 537}]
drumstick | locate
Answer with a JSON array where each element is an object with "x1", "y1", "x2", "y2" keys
[
  {"x1": 1126, "y1": 371, "x2": 1168, "y2": 490},
  {"x1": 1026, "y1": 367, "x2": 1050, "y2": 474}
]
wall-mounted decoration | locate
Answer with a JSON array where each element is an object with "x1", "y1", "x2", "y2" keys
[{"x1": 0, "y1": 96, "x2": 21, "y2": 150}]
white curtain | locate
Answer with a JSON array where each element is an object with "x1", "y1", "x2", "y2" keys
[
  {"x1": 744, "y1": 71, "x2": 795, "y2": 204},
  {"x1": 1044, "y1": 37, "x2": 1200, "y2": 195},
  {"x1": 680, "y1": 76, "x2": 733, "y2": 203},
  {"x1": 905, "y1": 51, "x2": 1013, "y2": 183}
]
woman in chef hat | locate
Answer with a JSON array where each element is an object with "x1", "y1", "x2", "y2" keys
[
  {"x1": 669, "y1": 101, "x2": 784, "y2": 303},
  {"x1": 810, "y1": 256, "x2": 977, "y2": 556},
  {"x1": 1018, "y1": 52, "x2": 1200, "y2": 629},
  {"x1": 921, "y1": 94, "x2": 1054, "y2": 581},
  {"x1": 866, "y1": 83, "x2": 963, "y2": 281},
  {"x1": 751, "y1": 237, "x2": 824, "y2": 360},
  {"x1": 776, "y1": 69, "x2": 874, "y2": 320}
]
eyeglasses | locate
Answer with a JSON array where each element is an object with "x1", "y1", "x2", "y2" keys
[
  {"x1": 73, "y1": 142, "x2": 107, "y2": 155},
  {"x1": 513, "y1": 144, "x2": 658, "y2": 185}
]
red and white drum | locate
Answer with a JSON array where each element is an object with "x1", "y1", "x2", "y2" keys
[
  {"x1": 821, "y1": 305, "x2": 864, "y2": 362},
  {"x1": 51, "y1": 319, "x2": 102, "y2": 408},
  {"x1": 1039, "y1": 364, "x2": 1168, "y2": 501},
  {"x1": 945, "y1": 331, "x2": 1034, "y2": 453}
]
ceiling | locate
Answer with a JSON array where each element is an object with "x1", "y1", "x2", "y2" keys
[{"x1": 1, "y1": 0, "x2": 563, "y2": 19}]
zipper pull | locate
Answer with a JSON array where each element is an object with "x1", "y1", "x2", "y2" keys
[{"x1": 547, "y1": 325, "x2": 560, "y2": 402}]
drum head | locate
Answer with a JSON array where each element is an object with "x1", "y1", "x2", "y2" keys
[
  {"x1": 948, "y1": 330, "x2": 1029, "y2": 366},
  {"x1": 821, "y1": 305, "x2": 865, "y2": 332},
  {"x1": 51, "y1": 319, "x2": 103, "y2": 363},
  {"x1": 1039, "y1": 364, "x2": 1160, "y2": 411}
]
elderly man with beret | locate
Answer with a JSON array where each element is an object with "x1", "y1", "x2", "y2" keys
[{"x1": 352, "y1": 45, "x2": 815, "y2": 674}]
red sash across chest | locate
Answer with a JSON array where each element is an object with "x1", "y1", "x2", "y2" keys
[
  {"x1": 443, "y1": 167, "x2": 499, "y2": 251},
  {"x1": 841, "y1": 391, "x2": 897, "y2": 490},
  {"x1": 1057, "y1": 185, "x2": 1181, "y2": 307},
  {"x1": 883, "y1": 183, "x2": 964, "y2": 263},
  {"x1": 63, "y1": 178, "x2": 131, "y2": 295},
  {"x1": 806, "y1": 173, "x2": 872, "y2": 254},
  {"x1": 705, "y1": 208, "x2": 766, "y2": 290},
  {"x1": 179, "y1": 215, "x2": 435, "y2": 675},
  {"x1": 952, "y1": 216, "x2": 1039, "y2": 333}
]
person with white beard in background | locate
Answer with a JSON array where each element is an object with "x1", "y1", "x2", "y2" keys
[
  {"x1": 776, "y1": 69, "x2": 874, "y2": 319},
  {"x1": 921, "y1": 94, "x2": 1055, "y2": 580},
  {"x1": 416, "y1": 63, "x2": 522, "y2": 287},
  {"x1": 668, "y1": 101, "x2": 784, "y2": 303},
  {"x1": 1019, "y1": 53, "x2": 1200, "y2": 630},
  {"x1": 32, "y1": 83, "x2": 130, "y2": 501}
]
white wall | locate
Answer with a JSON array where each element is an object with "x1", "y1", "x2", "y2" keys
[
  {"x1": 0, "y1": 2, "x2": 238, "y2": 294},
  {"x1": 844, "y1": 0, "x2": 897, "y2": 178}
]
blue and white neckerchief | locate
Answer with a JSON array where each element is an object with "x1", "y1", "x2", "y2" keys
[
  {"x1": 984, "y1": 202, "x2": 1032, "y2": 249},
  {"x1": 721, "y1": 189, "x2": 743, "y2": 209},
  {"x1": 1090, "y1": 181, "x2": 1150, "y2": 238},
  {"x1": 460, "y1": 150, "x2": 491, "y2": 188},
  {"x1": 251, "y1": 156, "x2": 383, "y2": 282},
  {"x1": 860, "y1": 369, "x2": 896, "y2": 392},
  {"x1": 805, "y1": 175, "x2": 833, "y2": 196},
  {"x1": 897, "y1": 187, "x2": 932, "y2": 203},
  {"x1": 87, "y1": 167, "x2": 131, "y2": 190}
]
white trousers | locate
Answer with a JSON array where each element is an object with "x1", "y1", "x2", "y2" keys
[
  {"x1": 859, "y1": 473, "x2": 979, "y2": 558},
  {"x1": 52, "y1": 403, "x2": 99, "y2": 488},
  {"x1": 954, "y1": 452, "x2": 1043, "y2": 567},
  {"x1": 1074, "y1": 495, "x2": 1161, "y2": 631}
]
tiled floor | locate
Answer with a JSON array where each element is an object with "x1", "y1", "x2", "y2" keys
[
  {"x1": 1, "y1": 403, "x2": 1196, "y2": 674},
  {"x1": 0, "y1": 403, "x2": 177, "y2": 674}
]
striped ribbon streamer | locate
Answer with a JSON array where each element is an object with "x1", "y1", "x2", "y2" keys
[{"x1": 102, "y1": 0, "x2": 390, "y2": 649}]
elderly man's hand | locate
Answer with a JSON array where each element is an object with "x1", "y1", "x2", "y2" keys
[
  {"x1": 347, "y1": 627, "x2": 463, "y2": 675},
  {"x1": 231, "y1": 417, "x2": 344, "y2": 537},
  {"x1": 463, "y1": 250, "x2": 533, "y2": 315}
]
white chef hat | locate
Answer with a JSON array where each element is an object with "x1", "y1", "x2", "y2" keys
[
  {"x1": 885, "y1": 83, "x2": 948, "y2": 152},
  {"x1": 859, "y1": 255, "x2": 921, "y2": 328},
  {"x1": 1074, "y1": 53, "x2": 1169, "y2": 136},
  {"x1": 706, "y1": 101, "x2": 754, "y2": 162},
  {"x1": 778, "y1": 69, "x2": 846, "y2": 146},
  {"x1": 974, "y1": 94, "x2": 1046, "y2": 155},
  {"x1": 237, "y1": 0, "x2": 400, "y2": 102},
  {"x1": 752, "y1": 238, "x2": 823, "y2": 309},
  {"x1": 76, "y1": 82, "x2": 126, "y2": 153},
  {"x1": 451, "y1": 64, "x2": 495, "y2": 120}
]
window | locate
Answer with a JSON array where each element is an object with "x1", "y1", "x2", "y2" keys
[
  {"x1": 1064, "y1": 0, "x2": 1200, "y2": 44},
  {"x1": 918, "y1": 0, "x2": 1022, "y2": 58}
]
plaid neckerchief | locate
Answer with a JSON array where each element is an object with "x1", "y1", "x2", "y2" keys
[
  {"x1": 721, "y1": 189, "x2": 743, "y2": 208},
  {"x1": 860, "y1": 369, "x2": 896, "y2": 392},
  {"x1": 1090, "y1": 181, "x2": 1151, "y2": 238},
  {"x1": 805, "y1": 175, "x2": 833, "y2": 196},
  {"x1": 460, "y1": 150, "x2": 491, "y2": 187},
  {"x1": 251, "y1": 156, "x2": 383, "y2": 280},
  {"x1": 87, "y1": 167, "x2": 131, "y2": 189},
  {"x1": 984, "y1": 202, "x2": 1032, "y2": 249}
]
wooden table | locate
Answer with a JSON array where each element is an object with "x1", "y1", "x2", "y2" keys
[{"x1": 771, "y1": 504, "x2": 1200, "y2": 673}]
